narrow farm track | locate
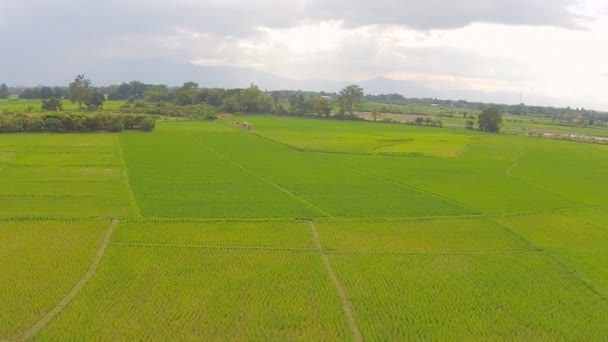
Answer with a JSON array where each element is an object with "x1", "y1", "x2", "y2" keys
[
  {"x1": 111, "y1": 241, "x2": 536, "y2": 256},
  {"x1": 506, "y1": 146, "x2": 525, "y2": 177},
  {"x1": 308, "y1": 221, "x2": 363, "y2": 342},
  {"x1": 17, "y1": 219, "x2": 119, "y2": 342},
  {"x1": 111, "y1": 242, "x2": 316, "y2": 252},
  {"x1": 186, "y1": 132, "x2": 333, "y2": 217},
  {"x1": 370, "y1": 139, "x2": 411, "y2": 156},
  {"x1": 116, "y1": 136, "x2": 141, "y2": 217}
]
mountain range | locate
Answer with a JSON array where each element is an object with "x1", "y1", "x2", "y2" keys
[{"x1": 4, "y1": 58, "x2": 549, "y2": 106}]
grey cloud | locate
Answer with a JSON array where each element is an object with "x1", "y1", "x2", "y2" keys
[
  {"x1": 305, "y1": 0, "x2": 585, "y2": 30},
  {"x1": 386, "y1": 47, "x2": 530, "y2": 81},
  {"x1": 0, "y1": 0, "x2": 585, "y2": 40},
  {"x1": 0, "y1": 0, "x2": 588, "y2": 87}
]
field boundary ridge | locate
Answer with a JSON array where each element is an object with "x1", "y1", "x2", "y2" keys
[{"x1": 308, "y1": 220, "x2": 363, "y2": 342}]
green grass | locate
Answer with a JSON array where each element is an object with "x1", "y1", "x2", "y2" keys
[{"x1": 0, "y1": 219, "x2": 108, "y2": 340}]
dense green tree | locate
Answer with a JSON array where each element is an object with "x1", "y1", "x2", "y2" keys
[
  {"x1": 338, "y1": 84, "x2": 364, "y2": 116},
  {"x1": 220, "y1": 96, "x2": 242, "y2": 113},
  {"x1": 19, "y1": 88, "x2": 39, "y2": 99},
  {"x1": 41, "y1": 98, "x2": 63, "y2": 111},
  {"x1": 289, "y1": 93, "x2": 313, "y2": 115},
  {"x1": 84, "y1": 91, "x2": 105, "y2": 110},
  {"x1": 0, "y1": 83, "x2": 8, "y2": 99},
  {"x1": 107, "y1": 81, "x2": 148, "y2": 100},
  {"x1": 238, "y1": 84, "x2": 274, "y2": 113},
  {"x1": 52, "y1": 86, "x2": 66, "y2": 99},
  {"x1": 68, "y1": 74, "x2": 92, "y2": 109},
  {"x1": 206, "y1": 88, "x2": 226, "y2": 107},
  {"x1": 144, "y1": 85, "x2": 171, "y2": 102},
  {"x1": 67, "y1": 75, "x2": 105, "y2": 110},
  {"x1": 39, "y1": 87, "x2": 54, "y2": 99},
  {"x1": 174, "y1": 82, "x2": 200, "y2": 105},
  {"x1": 313, "y1": 96, "x2": 332, "y2": 118},
  {"x1": 478, "y1": 106, "x2": 503, "y2": 132},
  {"x1": 140, "y1": 117, "x2": 156, "y2": 132},
  {"x1": 0, "y1": 112, "x2": 157, "y2": 133}
]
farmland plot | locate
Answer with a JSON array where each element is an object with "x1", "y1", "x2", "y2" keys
[
  {"x1": 231, "y1": 115, "x2": 472, "y2": 157},
  {"x1": 120, "y1": 132, "x2": 326, "y2": 218},
  {"x1": 315, "y1": 218, "x2": 532, "y2": 253},
  {"x1": 330, "y1": 253, "x2": 608, "y2": 340},
  {"x1": 499, "y1": 213, "x2": 608, "y2": 294},
  {"x1": 0, "y1": 219, "x2": 108, "y2": 340},
  {"x1": 0, "y1": 134, "x2": 137, "y2": 218},
  {"x1": 1, "y1": 116, "x2": 608, "y2": 340},
  {"x1": 193, "y1": 129, "x2": 473, "y2": 218},
  {"x1": 329, "y1": 134, "x2": 577, "y2": 213},
  {"x1": 38, "y1": 221, "x2": 351, "y2": 341},
  {"x1": 511, "y1": 139, "x2": 608, "y2": 206}
]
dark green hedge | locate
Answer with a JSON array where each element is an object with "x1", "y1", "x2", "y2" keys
[{"x1": 0, "y1": 113, "x2": 155, "y2": 133}]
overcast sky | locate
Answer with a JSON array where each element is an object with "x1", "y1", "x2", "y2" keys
[{"x1": 1, "y1": 0, "x2": 607, "y2": 109}]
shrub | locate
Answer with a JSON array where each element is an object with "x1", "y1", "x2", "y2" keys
[{"x1": 140, "y1": 117, "x2": 156, "y2": 132}]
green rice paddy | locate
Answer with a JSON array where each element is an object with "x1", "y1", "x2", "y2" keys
[{"x1": 1, "y1": 115, "x2": 607, "y2": 340}]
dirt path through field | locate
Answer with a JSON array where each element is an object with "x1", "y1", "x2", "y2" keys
[
  {"x1": 116, "y1": 136, "x2": 142, "y2": 217},
  {"x1": 308, "y1": 221, "x2": 363, "y2": 342},
  {"x1": 506, "y1": 146, "x2": 525, "y2": 177},
  {"x1": 18, "y1": 219, "x2": 118, "y2": 341}
]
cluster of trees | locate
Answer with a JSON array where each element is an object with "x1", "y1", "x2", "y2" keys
[
  {"x1": 127, "y1": 81, "x2": 364, "y2": 119},
  {"x1": 0, "y1": 84, "x2": 10, "y2": 99},
  {"x1": 119, "y1": 102, "x2": 218, "y2": 120},
  {"x1": 336, "y1": 85, "x2": 364, "y2": 118},
  {"x1": 67, "y1": 75, "x2": 105, "y2": 110},
  {"x1": 18, "y1": 86, "x2": 66, "y2": 99},
  {"x1": 4, "y1": 77, "x2": 369, "y2": 121},
  {"x1": 106, "y1": 81, "x2": 148, "y2": 100},
  {"x1": 0, "y1": 113, "x2": 155, "y2": 133},
  {"x1": 477, "y1": 106, "x2": 503, "y2": 132},
  {"x1": 365, "y1": 93, "x2": 608, "y2": 123},
  {"x1": 130, "y1": 82, "x2": 276, "y2": 113},
  {"x1": 41, "y1": 98, "x2": 63, "y2": 111},
  {"x1": 408, "y1": 117, "x2": 443, "y2": 128}
]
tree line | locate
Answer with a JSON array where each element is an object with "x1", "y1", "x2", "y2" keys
[
  {"x1": 2, "y1": 76, "x2": 505, "y2": 132},
  {"x1": 0, "y1": 113, "x2": 155, "y2": 133},
  {"x1": 364, "y1": 93, "x2": 608, "y2": 122}
]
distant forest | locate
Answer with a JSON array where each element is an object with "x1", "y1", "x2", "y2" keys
[{"x1": 2, "y1": 78, "x2": 607, "y2": 124}]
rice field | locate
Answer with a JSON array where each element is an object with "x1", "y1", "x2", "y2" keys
[
  {"x1": 1, "y1": 115, "x2": 607, "y2": 340},
  {"x1": 0, "y1": 219, "x2": 108, "y2": 340}
]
